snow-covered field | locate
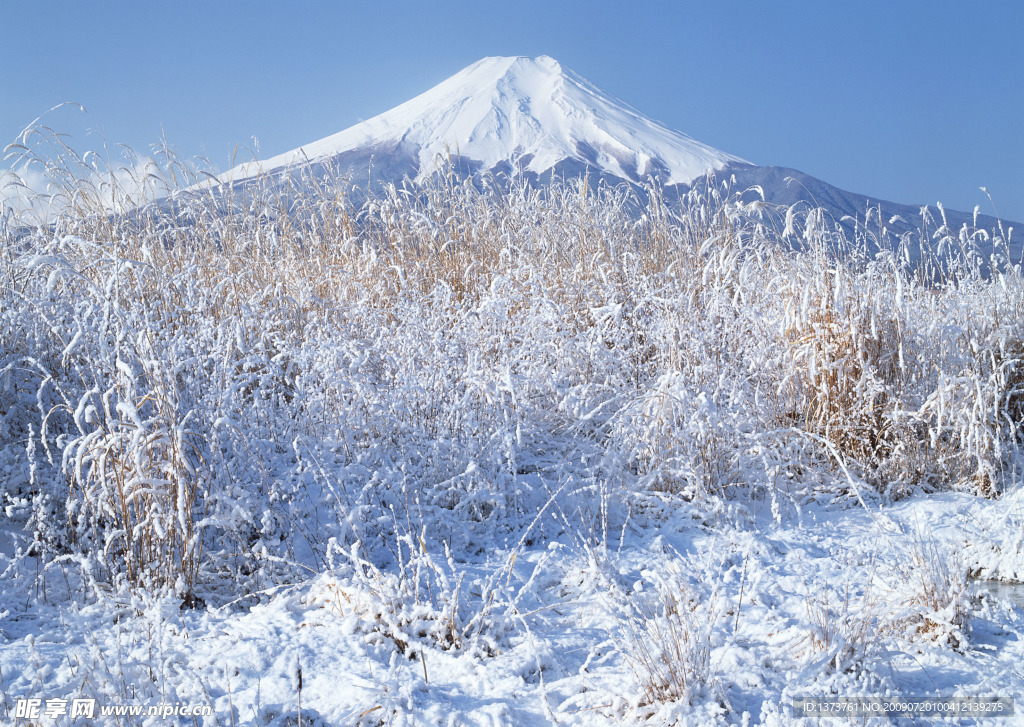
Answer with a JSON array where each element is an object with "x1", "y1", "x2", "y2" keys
[
  {"x1": 1, "y1": 151, "x2": 1023, "y2": 725},
  {"x1": 4, "y1": 489, "x2": 1024, "y2": 726}
]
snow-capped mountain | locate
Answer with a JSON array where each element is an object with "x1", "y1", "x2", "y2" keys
[
  {"x1": 218, "y1": 55, "x2": 744, "y2": 188},
  {"x1": 216, "y1": 55, "x2": 1017, "y2": 247}
]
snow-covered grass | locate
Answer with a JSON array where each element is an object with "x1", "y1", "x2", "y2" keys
[{"x1": 1, "y1": 136, "x2": 1024, "y2": 725}]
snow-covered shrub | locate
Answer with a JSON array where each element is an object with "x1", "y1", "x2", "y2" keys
[
  {"x1": 1, "y1": 127, "x2": 1021, "y2": 606},
  {"x1": 917, "y1": 294, "x2": 1024, "y2": 496},
  {"x1": 890, "y1": 532, "x2": 971, "y2": 651},
  {"x1": 620, "y1": 574, "x2": 720, "y2": 711},
  {"x1": 318, "y1": 533, "x2": 516, "y2": 658},
  {"x1": 780, "y1": 257, "x2": 905, "y2": 474},
  {"x1": 611, "y1": 370, "x2": 741, "y2": 498},
  {"x1": 771, "y1": 208, "x2": 1024, "y2": 496},
  {"x1": 62, "y1": 353, "x2": 210, "y2": 593},
  {"x1": 801, "y1": 576, "x2": 889, "y2": 675}
]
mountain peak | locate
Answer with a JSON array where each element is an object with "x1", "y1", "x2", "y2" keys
[
  {"x1": 221, "y1": 56, "x2": 746, "y2": 187},
  {"x1": 468, "y1": 54, "x2": 562, "y2": 72}
]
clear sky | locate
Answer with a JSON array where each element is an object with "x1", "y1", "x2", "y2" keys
[{"x1": 3, "y1": 1, "x2": 1022, "y2": 220}]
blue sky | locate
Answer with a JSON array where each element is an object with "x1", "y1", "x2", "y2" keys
[{"x1": 3, "y1": 1, "x2": 1022, "y2": 220}]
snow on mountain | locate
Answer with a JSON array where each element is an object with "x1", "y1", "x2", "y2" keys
[{"x1": 218, "y1": 55, "x2": 746, "y2": 187}]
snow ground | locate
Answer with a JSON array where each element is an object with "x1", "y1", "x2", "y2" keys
[{"x1": 3, "y1": 486, "x2": 1024, "y2": 726}]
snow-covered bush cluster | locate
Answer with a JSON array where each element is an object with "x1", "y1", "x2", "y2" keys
[
  {"x1": 1, "y1": 142, "x2": 1021, "y2": 607},
  {"x1": 1, "y1": 139, "x2": 1023, "y2": 724}
]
